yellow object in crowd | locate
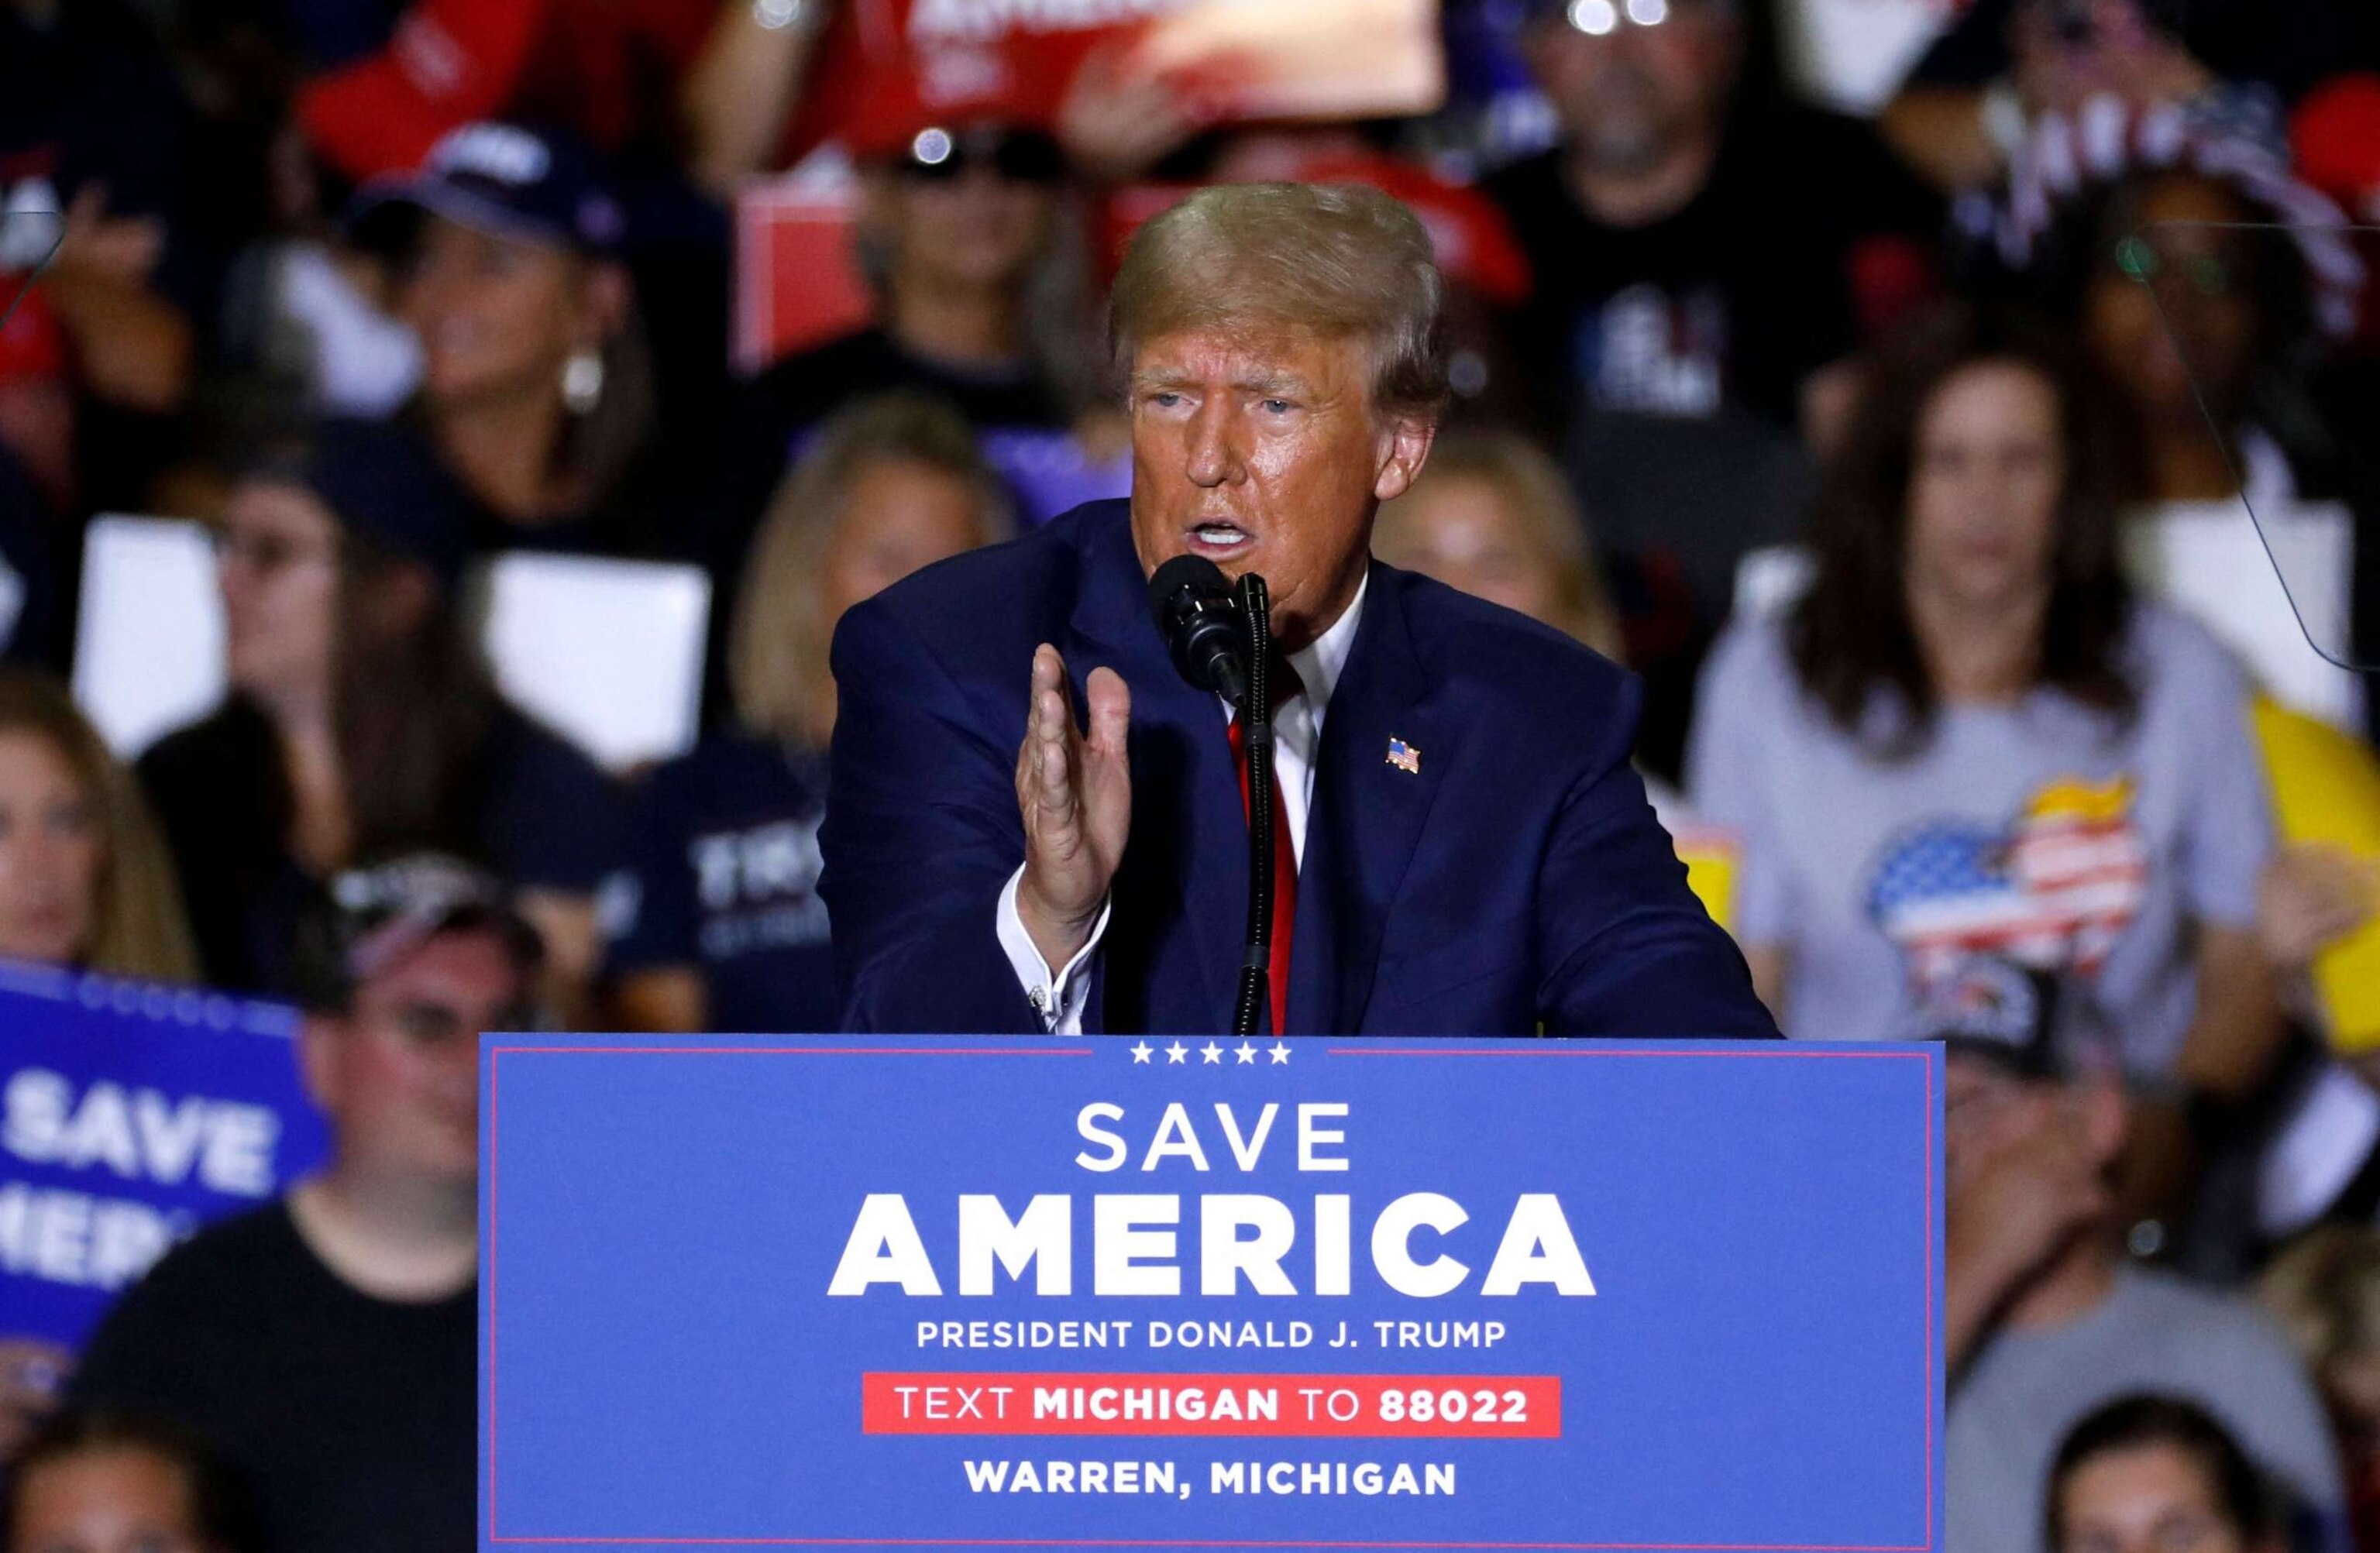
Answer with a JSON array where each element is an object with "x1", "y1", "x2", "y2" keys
[
  {"x1": 2254, "y1": 699, "x2": 2380, "y2": 1050},
  {"x1": 1673, "y1": 825, "x2": 1739, "y2": 936}
]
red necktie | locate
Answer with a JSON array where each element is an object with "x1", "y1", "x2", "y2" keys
[{"x1": 1228, "y1": 655, "x2": 1304, "y2": 1037}]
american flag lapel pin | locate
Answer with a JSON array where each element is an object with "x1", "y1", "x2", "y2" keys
[{"x1": 1385, "y1": 737, "x2": 1421, "y2": 775}]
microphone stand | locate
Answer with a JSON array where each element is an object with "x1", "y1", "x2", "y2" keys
[{"x1": 1232, "y1": 574, "x2": 1278, "y2": 1041}]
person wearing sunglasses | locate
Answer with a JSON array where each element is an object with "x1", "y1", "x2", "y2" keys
[{"x1": 696, "y1": 91, "x2": 1082, "y2": 706}]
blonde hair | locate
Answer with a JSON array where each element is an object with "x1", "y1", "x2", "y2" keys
[
  {"x1": 730, "y1": 393, "x2": 1013, "y2": 743},
  {"x1": 1109, "y1": 182, "x2": 1448, "y2": 420},
  {"x1": 0, "y1": 669, "x2": 200, "y2": 982},
  {"x1": 1373, "y1": 430, "x2": 1623, "y2": 660}
]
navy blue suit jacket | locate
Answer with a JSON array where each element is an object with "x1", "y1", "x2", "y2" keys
[{"x1": 820, "y1": 500, "x2": 1777, "y2": 1039}]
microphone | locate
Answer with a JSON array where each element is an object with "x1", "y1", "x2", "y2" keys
[{"x1": 1147, "y1": 555, "x2": 1250, "y2": 709}]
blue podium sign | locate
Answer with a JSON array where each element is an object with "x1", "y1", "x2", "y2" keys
[{"x1": 481, "y1": 1036, "x2": 1941, "y2": 1551}]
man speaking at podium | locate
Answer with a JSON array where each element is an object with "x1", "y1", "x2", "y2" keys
[{"x1": 820, "y1": 182, "x2": 1775, "y2": 1040}]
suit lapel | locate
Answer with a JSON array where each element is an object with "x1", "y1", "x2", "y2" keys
[
  {"x1": 1067, "y1": 510, "x2": 1245, "y2": 1033},
  {"x1": 1291, "y1": 563, "x2": 1448, "y2": 1034}
]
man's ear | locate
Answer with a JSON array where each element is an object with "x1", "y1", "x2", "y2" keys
[
  {"x1": 1372, "y1": 414, "x2": 1439, "y2": 503},
  {"x1": 295, "y1": 1012, "x2": 344, "y2": 1115}
]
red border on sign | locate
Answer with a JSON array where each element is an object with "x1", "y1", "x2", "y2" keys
[{"x1": 484, "y1": 1043, "x2": 1939, "y2": 1551}]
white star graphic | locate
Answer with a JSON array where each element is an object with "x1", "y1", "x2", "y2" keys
[
  {"x1": 1234, "y1": 1040, "x2": 1258, "y2": 1064},
  {"x1": 1201, "y1": 1040, "x2": 1224, "y2": 1064},
  {"x1": 1130, "y1": 1040, "x2": 1154, "y2": 1064},
  {"x1": 1165, "y1": 1040, "x2": 1189, "y2": 1064},
  {"x1": 1269, "y1": 1042, "x2": 1291, "y2": 1064}
]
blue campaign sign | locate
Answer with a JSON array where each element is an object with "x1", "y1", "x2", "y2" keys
[
  {"x1": 0, "y1": 963, "x2": 331, "y2": 1349},
  {"x1": 483, "y1": 1036, "x2": 1941, "y2": 1551}
]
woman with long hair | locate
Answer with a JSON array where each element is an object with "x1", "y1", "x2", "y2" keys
[
  {"x1": 600, "y1": 393, "x2": 1011, "y2": 1033},
  {"x1": 0, "y1": 669, "x2": 194, "y2": 981},
  {"x1": 138, "y1": 418, "x2": 620, "y2": 1006},
  {"x1": 1687, "y1": 305, "x2": 2280, "y2": 1187}
]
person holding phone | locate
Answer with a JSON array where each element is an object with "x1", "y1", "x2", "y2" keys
[{"x1": 1879, "y1": 0, "x2": 2352, "y2": 192}]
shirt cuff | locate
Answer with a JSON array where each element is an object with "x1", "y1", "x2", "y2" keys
[{"x1": 996, "y1": 866, "x2": 1110, "y2": 1034}]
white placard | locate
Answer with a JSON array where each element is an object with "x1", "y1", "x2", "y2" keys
[
  {"x1": 2124, "y1": 501, "x2": 2363, "y2": 730},
  {"x1": 471, "y1": 552, "x2": 711, "y2": 774},
  {"x1": 1777, "y1": 0, "x2": 1955, "y2": 116},
  {"x1": 71, "y1": 516, "x2": 228, "y2": 758},
  {"x1": 72, "y1": 517, "x2": 711, "y2": 774}
]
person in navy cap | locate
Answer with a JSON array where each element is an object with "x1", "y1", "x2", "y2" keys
[
  {"x1": 136, "y1": 417, "x2": 621, "y2": 1013},
  {"x1": 348, "y1": 120, "x2": 674, "y2": 561}
]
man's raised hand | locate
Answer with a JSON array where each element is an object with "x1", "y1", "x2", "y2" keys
[{"x1": 1013, "y1": 644, "x2": 1131, "y2": 971}]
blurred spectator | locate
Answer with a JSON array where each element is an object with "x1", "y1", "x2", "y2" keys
[
  {"x1": 0, "y1": 668, "x2": 196, "y2": 981},
  {"x1": 698, "y1": 107, "x2": 1076, "y2": 687},
  {"x1": 600, "y1": 393, "x2": 1009, "y2": 1032},
  {"x1": 4, "y1": 1408, "x2": 261, "y2": 1553},
  {"x1": 1688, "y1": 308, "x2": 2282, "y2": 1136},
  {"x1": 2237, "y1": 747, "x2": 2380, "y2": 1255},
  {"x1": 1992, "y1": 115, "x2": 2378, "y2": 739},
  {"x1": 1880, "y1": 0, "x2": 2354, "y2": 194},
  {"x1": 1371, "y1": 425, "x2": 1739, "y2": 845},
  {"x1": 2045, "y1": 1394, "x2": 2289, "y2": 1553},
  {"x1": 136, "y1": 419, "x2": 621, "y2": 1009},
  {"x1": 680, "y1": 0, "x2": 841, "y2": 199},
  {"x1": 676, "y1": 0, "x2": 1209, "y2": 198},
  {"x1": 294, "y1": 0, "x2": 714, "y2": 183},
  {"x1": 353, "y1": 121, "x2": 672, "y2": 559},
  {"x1": 2258, "y1": 843, "x2": 2379, "y2": 1026},
  {"x1": 0, "y1": 287, "x2": 75, "y2": 520},
  {"x1": 1484, "y1": 0, "x2": 1939, "y2": 775},
  {"x1": 1371, "y1": 428, "x2": 1625, "y2": 661},
  {"x1": 2260, "y1": 1228, "x2": 2380, "y2": 1549},
  {"x1": 1937, "y1": 1020, "x2": 2344, "y2": 1553},
  {"x1": 2035, "y1": 159, "x2": 2360, "y2": 511},
  {"x1": 0, "y1": 0, "x2": 203, "y2": 514},
  {"x1": 69, "y1": 854, "x2": 538, "y2": 1553}
]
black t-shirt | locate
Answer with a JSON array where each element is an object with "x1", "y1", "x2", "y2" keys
[
  {"x1": 68, "y1": 1201, "x2": 475, "y2": 1553},
  {"x1": 137, "y1": 695, "x2": 622, "y2": 993},
  {"x1": 600, "y1": 733, "x2": 837, "y2": 1033},
  {"x1": 1483, "y1": 104, "x2": 1941, "y2": 436},
  {"x1": 455, "y1": 428, "x2": 693, "y2": 562},
  {"x1": 1906, "y1": 0, "x2": 2354, "y2": 99}
]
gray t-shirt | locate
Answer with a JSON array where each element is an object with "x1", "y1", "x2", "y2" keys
[
  {"x1": 1685, "y1": 604, "x2": 2272, "y2": 1076},
  {"x1": 1947, "y1": 1268, "x2": 2346, "y2": 1553}
]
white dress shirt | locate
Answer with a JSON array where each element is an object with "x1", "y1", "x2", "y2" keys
[{"x1": 997, "y1": 574, "x2": 1370, "y2": 1033}]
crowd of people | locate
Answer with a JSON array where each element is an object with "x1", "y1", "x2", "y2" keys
[{"x1": 5, "y1": 0, "x2": 2380, "y2": 1547}]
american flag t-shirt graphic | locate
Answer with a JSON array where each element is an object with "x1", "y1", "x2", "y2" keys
[{"x1": 1866, "y1": 774, "x2": 2148, "y2": 1012}]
